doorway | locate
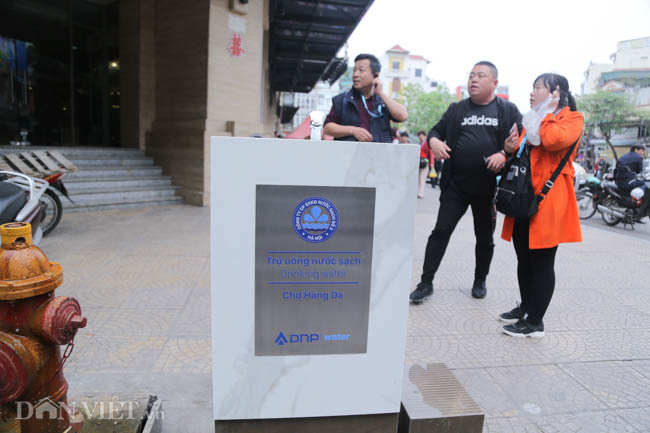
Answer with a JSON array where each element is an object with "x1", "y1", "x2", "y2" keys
[{"x1": 0, "y1": 0, "x2": 119, "y2": 146}]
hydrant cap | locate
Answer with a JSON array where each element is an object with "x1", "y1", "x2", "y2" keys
[
  {"x1": 0, "y1": 222, "x2": 32, "y2": 245},
  {"x1": 0, "y1": 222, "x2": 63, "y2": 300}
]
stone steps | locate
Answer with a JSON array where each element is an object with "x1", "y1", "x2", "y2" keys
[{"x1": 0, "y1": 146, "x2": 183, "y2": 211}]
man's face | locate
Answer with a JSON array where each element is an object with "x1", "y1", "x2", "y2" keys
[
  {"x1": 418, "y1": 133, "x2": 426, "y2": 142},
  {"x1": 467, "y1": 65, "x2": 497, "y2": 101},
  {"x1": 636, "y1": 148, "x2": 646, "y2": 156},
  {"x1": 400, "y1": 135, "x2": 409, "y2": 143},
  {"x1": 353, "y1": 59, "x2": 375, "y2": 90}
]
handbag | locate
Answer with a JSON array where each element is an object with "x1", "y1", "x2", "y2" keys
[
  {"x1": 496, "y1": 135, "x2": 578, "y2": 218},
  {"x1": 419, "y1": 157, "x2": 428, "y2": 169}
]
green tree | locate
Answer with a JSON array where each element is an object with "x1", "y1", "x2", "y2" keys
[
  {"x1": 578, "y1": 91, "x2": 646, "y2": 162},
  {"x1": 401, "y1": 83, "x2": 454, "y2": 136}
]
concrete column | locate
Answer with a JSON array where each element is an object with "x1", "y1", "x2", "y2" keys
[
  {"x1": 123, "y1": 0, "x2": 277, "y2": 205},
  {"x1": 120, "y1": 0, "x2": 155, "y2": 149}
]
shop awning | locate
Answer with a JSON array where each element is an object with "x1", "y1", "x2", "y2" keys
[{"x1": 269, "y1": 0, "x2": 374, "y2": 93}]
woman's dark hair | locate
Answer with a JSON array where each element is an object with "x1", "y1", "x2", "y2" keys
[{"x1": 533, "y1": 73, "x2": 577, "y2": 111}]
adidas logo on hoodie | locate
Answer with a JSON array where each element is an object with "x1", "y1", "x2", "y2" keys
[{"x1": 460, "y1": 115, "x2": 499, "y2": 127}]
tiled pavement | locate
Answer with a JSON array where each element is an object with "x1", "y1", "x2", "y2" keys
[
  {"x1": 408, "y1": 187, "x2": 650, "y2": 433},
  {"x1": 38, "y1": 187, "x2": 650, "y2": 433}
]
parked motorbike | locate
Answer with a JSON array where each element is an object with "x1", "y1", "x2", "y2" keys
[
  {"x1": 40, "y1": 171, "x2": 73, "y2": 236},
  {"x1": 0, "y1": 171, "x2": 48, "y2": 244},
  {"x1": 576, "y1": 176, "x2": 603, "y2": 220},
  {"x1": 597, "y1": 169, "x2": 650, "y2": 227}
]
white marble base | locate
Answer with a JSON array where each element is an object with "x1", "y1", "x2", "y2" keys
[{"x1": 211, "y1": 137, "x2": 419, "y2": 420}]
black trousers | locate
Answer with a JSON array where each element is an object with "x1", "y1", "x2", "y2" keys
[
  {"x1": 512, "y1": 218, "x2": 558, "y2": 325},
  {"x1": 421, "y1": 182, "x2": 495, "y2": 284}
]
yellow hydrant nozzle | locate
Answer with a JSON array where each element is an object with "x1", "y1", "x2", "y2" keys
[{"x1": 0, "y1": 222, "x2": 32, "y2": 246}]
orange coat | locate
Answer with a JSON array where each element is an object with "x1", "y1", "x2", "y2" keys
[{"x1": 501, "y1": 106, "x2": 583, "y2": 249}]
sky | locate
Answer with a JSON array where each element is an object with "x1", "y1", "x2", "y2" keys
[{"x1": 341, "y1": 0, "x2": 650, "y2": 111}]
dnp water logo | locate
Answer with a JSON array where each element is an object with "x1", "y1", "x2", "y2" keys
[
  {"x1": 275, "y1": 332, "x2": 320, "y2": 346},
  {"x1": 293, "y1": 197, "x2": 338, "y2": 243}
]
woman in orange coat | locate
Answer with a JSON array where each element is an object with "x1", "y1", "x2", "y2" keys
[{"x1": 499, "y1": 73, "x2": 583, "y2": 338}]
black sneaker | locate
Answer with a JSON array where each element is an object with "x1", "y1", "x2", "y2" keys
[
  {"x1": 409, "y1": 282, "x2": 433, "y2": 304},
  {"x1": 502, "y1": 319, "x2": 545, "y2": 338},
  {"x1": 499, "y1": 304, "x2": 526, "y2": 324},
  {"x1": 471, "y1": 279, "x2": 487, "y2": 299}
]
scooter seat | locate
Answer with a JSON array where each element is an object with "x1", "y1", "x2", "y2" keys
[
  {"x1": 602, "y1": 180, "x2": 618, "y2": 191},
  {"x1": 0, "y1": 182, "x2": 27, "y2": 224}
]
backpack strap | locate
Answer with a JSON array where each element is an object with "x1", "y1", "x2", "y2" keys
[{"x1": 537, "y1": 137, "x2": 580, "y2": 199}]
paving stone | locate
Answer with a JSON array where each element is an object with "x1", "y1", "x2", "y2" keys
[
  {"x1": 529, "y1": 410, "x2": 638, "y2": 433},
  {"x1": 482, "y1": 416, "x2": 543, "y2": 433},
  {"x1": 65, "y1": 336, "x2": 168, "y2": 374},
  {"x1": 153, "y1": 337, "x2": 212, "y2": 373},
  {"x1": 616, "y1": 407, "x2": 650, "y2": 432},
  {"x1": 547, "y1": 306, "x2": 650, "y2": 332},
  {"x1": 170, "y1": 289, "x2": 211, "y2": 336},
  {"x1": 452, "y1": 368, "x2": 521, "y2": 418},
  {"x1": 627, "y1": 360, "x2": 650, "y2": 379},
  {"x1": 560, "y1": 361, "x2": 650, "y2": 409},
  {"x1": 100, "y1": 309, "x2": 181, "y2": 337},
  {"x1": 486, "y1": 365, "x2": 608, "y2": 416}
]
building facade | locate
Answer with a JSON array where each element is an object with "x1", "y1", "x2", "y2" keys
[
  {"x1": 288, "y1": 80, "x2": 341, "y2": 131},
  {"x1": 379, "y1": 45, "x2": 438, "y2": 99},
  {"x1": 0, "y1": 0, "x2": 371, "y2": 205},
  {"x1": 581, "y1": 36, "x2": 650, "y2": 154},
  {"x1": 582, "y1": 36, "x2": 650, "y2": 110}
]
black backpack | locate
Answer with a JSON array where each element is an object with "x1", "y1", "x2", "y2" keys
[{"x1": 496, "y1": 136, "x2": 578, "y2": 219}]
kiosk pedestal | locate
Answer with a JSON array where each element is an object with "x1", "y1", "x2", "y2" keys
[{"x1": 211, "y1": 137, "x2": 419, "y2": 432}]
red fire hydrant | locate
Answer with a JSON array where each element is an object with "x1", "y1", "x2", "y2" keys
[{"x1": 0, "y1": 222, "x2": 86, "y2": 433}]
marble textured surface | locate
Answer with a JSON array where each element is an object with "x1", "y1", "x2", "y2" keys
[{"x1": 210, "y1": 137, "x2": 419, "y2": 420}]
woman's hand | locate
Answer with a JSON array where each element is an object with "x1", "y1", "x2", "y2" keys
[{"x1": 504, "y1": 124, "x2": 519, "y2": 154}]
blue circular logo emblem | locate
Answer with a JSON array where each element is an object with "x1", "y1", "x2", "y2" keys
[{"x1": 293, "y1": 197, "x2": 339, "y2": 243}]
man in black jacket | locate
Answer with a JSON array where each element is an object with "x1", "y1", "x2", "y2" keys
[
  {"x1": 615, "y1": 144, "x2": 646, "y2": 192},
  {"x1": 324, "y1": 54, "x2": 408, "y2": 143},
  {"x1": 410, "y1": 61, "x2": 522, "y2": 303}
]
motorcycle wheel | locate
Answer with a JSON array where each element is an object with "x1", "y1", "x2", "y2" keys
[
  {"x1": 576, "y1": 189, "x2": 597, "y2": 220},
  {"x1": 40, "y1": 189, "x2": 62, "y2": 236},
  {"x1": 600, "y1": 196, "x2": 622, "y2": 227}
]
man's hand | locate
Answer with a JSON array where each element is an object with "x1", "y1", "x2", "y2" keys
[
  {"x1": 373, "y1": 77, "x2": 383, "y2": 94},
  {"x1": 485, "y1": 152, "x2": 506, "y2": 173},
  {"x1": 352, "y1": 127, "x2": 373, "y2": 142},
  {"x1": 504, "y1": 123, "x2": 519, "y2": 154},
  {"x1": 429, "y1": 137, "x2": 451, "y2": 160}
]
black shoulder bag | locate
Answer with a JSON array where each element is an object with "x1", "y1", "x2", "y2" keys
[{"x1": 496, "y1": 135, "x2": 578, "y2": 219}]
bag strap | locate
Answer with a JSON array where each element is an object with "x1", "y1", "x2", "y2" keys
[{"x1": 538, "y1": 137, "x2": 580, "y2": 199}]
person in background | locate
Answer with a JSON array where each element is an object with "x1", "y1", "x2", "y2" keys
[
  {"x1": 500, "y1": 73, "x2": 583, "y2": 338},
  {"x1": 417, "y1": 130, "x2": 432, "y2": 198},
  {"x1": 615, "y1": 144, "x2": 647, "y2": 194},
  {"x1": 323, "y1": 54, "x2": 408, "y2": 142},
  {"x1": 392, "y1": 127, "x2": 400, "y2": 144},
  {"x1": 615, "y1": 143, "x2": 649, "y2": 222},
  {"x1": 409, "y1": 61, "x2": 522, "y2": 304},
  {"x1": 399, "y1": 131, "x2": 410, "y2": 144}
]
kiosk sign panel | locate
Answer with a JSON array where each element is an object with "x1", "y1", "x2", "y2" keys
[{"x1": 255, "y1": 185, "x2": 375, "y2": 356}]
